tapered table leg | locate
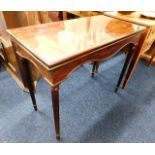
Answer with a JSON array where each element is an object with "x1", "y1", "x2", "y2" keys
[
  {"x1": 51, "y1": 85, "x2": 60, "y2": 139},
  {"x1": 122, "y1": 49, "x2": 140, "y2": 89},
  {"x1": 91, "y1": 61, "x2": 99, "y2": 77},
  {"x1": 91, "y1": 62, "x2": 96, "y2": 77},
  {"x1": 115, "y1": 44, "x2": 134, "y2": 92},
  {"x1": 121, "y1": 30, "x2": 148, "y2": 89},
  {"x1": 21, "y1": 59, "x2": 38, "y2": 111},
  {"x1": 11, "y1": 41, "x2": 38, "y2": 111}
]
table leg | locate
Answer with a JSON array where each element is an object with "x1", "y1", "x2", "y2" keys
[
  {"x1": 91, "y1": 61, "x2": 99, "y2": 77},
  {"x1": 122, "y1": 49, "x2": 140, "y2": 89},
  {"x1": 51, "y1": 85, "x2": 60, "y2": 139},
  {"x1": 115, "y1": 44, "x2": 134, "y2": 92},
  {"x1": 11, "y1": 41, "x2": 37, "y2": 111},
  {"x1": 20, "y1": 59, "x2": 38, "y2": 111}
]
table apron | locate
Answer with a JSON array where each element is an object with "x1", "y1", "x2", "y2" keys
[
  {"x1": 47, "y1": 33, "x2": 142, "y2": 86},
  {"x1": 11, "y1": 32, "x2": 142, "y2": 87}
]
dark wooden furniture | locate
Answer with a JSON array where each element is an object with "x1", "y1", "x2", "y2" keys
[{"x1": 7, "y1": 15, "x2": 145, "y2": 139}]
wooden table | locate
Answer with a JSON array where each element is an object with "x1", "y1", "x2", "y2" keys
[
  {"x1": 103, "y1": 11, "x2": 155, "y2": 65},
  {"x1": 7, "y1": 15, "x2": 145, "y2": 139}
]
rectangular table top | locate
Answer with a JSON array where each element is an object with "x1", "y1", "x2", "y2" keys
[{"x1": 7, "y1": 15, "x2": 145, "y2": 68}]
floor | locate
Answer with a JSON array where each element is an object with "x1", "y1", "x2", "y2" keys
[{"x1": 0, "y1": 53, "x2": 155, "y2": 143}]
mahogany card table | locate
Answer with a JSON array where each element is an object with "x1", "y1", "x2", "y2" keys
[{"x1": 7, "y1": 15, "x2": 145, "y2": 139}]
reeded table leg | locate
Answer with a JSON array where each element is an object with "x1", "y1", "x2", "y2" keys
[
  {"x1": 115, "y1": 44, "x2": 134, "y2": 92},
  {"x1": 51, "y1": 85, "x2": 60, "y2": 140},
  {"x1": 91, "y1": 61, "x2": 99, "y2": 77}
]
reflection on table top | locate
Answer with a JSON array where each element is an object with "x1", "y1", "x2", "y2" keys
[
  {"x1": 7, "y1": 15, "x2": 145, "y2": 67},
  {"x1": 104, "y1": 12, "x2": 155, "y2": 27}
]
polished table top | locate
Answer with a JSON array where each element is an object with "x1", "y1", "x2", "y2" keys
[
  {"x1": 104, "y1": 12, "x2": 155, "y2": 27},
  {"x1": 7, "y1": 15, "x2": 145, "y2": 68}
]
